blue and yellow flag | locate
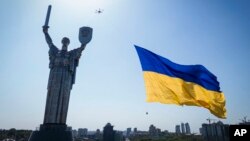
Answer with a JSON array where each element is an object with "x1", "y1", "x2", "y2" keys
[{"x1": 135, "y1": 45, "x2": 226, "y2": 118}]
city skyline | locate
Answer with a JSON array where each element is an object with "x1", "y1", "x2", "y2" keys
[{"x1": 0, "y1": 0, "x2": 250, "y2": 133}]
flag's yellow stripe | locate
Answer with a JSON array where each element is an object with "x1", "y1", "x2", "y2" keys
[{"x1": 144, "y1": 71, "x2": 227, "y2": 118}]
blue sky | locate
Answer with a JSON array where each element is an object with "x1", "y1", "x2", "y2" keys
[{"x1": 0, "y1": 0, "x2": 250, "y2": 133}]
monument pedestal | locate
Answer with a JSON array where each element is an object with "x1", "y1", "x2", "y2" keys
[{"x1": 29, "y1": 124, "x2": 73, "y2": 141}]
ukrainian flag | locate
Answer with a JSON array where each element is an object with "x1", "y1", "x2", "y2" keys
[{"x1": 135, "y1": 45, "x2": 226, "y2": 118}]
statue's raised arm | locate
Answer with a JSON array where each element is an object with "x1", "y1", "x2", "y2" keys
[
  {"x1": 43, "y1": 27, "x2": 54, "y2": 47},
  {"x1": 42, "y1": 5, "x2": 56, "y2": 49}
]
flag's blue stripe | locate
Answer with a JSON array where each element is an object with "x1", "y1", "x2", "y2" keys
[{"x1": 135, "y1": 45, "x2": 221, "y2": 92}]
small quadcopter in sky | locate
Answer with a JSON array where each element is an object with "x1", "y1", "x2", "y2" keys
[{"x1": 95, "y1": 8, "x2": 104, "y2": 14}]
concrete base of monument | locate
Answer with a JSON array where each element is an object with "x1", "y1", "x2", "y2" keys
[{"x1": 28, "y1": 124, "x2": 73, "y2": 141}]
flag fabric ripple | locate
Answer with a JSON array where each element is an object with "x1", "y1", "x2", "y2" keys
[{"x1": 135, "y1": 45, "x2": 226, "y2": 118}]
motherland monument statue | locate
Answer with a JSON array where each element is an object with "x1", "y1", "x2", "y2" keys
[{"x1": 29, "y1": 5, "x2": 93, "y2": 141}]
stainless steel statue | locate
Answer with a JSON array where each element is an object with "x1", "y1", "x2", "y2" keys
[
  {"x1": 42, "y1": 5, "x2": 93, "y2": 124},
  {"x1": 28, "y1": 5, "x2": 92, "y2": 141}
]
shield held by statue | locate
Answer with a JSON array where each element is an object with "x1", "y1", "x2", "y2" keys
[{"x1": 79, "y1": 26, "x2": 93, "y2": 45}]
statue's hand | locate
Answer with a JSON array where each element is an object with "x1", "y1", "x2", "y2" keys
[{"x1": 79, "y1": 27, "x2": 93, "y2": 45}]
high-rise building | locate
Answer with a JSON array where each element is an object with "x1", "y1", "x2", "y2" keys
[
  {"x1": 156, "y1": 128, "x2": 161, "y2": 135},
  {"x1": 149, "y1": 124, "x2": 157, "y2": 136},
  {"x1": 95, "y1": 129, "x2": 102, "y2": 140},
  {"x1": 103, "y1": 123, "x2": 115, "y2": 141},
  {"x1": 96, "y1": 129, "x2": 101, "y2": 135},
  {"x1": 185, "y1": 123, "x2": 191, "y2": 134},
  {"x1": 200, "y1": 121, "x2": 229, "y2": 141},
  {"x1": 126, "y1": 128, "x2": 131, "y2": 137},
  {"x1": 134, "y1": 128, "x2": 137, "y2": 133},
  {"x1": 72, "y1": 129, "x2": 77, "y2": 138},
  {"x1": 78, "y1": 128, "x2": 88, "y2": 138},
  {"x1": 181, "y1": 123, "x2": 185, "y2": 134},
  {"x1": 175, "y1": 125, "x2": 181, "y2": 134}
]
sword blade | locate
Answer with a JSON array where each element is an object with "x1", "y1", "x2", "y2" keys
[{"x1": 44, "y1": 5, "x2": 52, "y2": 27}]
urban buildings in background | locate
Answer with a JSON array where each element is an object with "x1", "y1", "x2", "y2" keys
[
  {"x1": 199, "y1": 118, "x2": 250, "y2": 141},
  {"x1": 72, "y1": 123, "x2": 183, "y2": 140},
  {"x1": 133, "y1": 127, "x2": 137, "y2": 134},
  {"x1": 181, "y1": 123, "x2": 185, "y2": 134},
  {"x1": 149, "y1": 124, "x2": 162, "y2": 137},
  {"x1": 103, "y1": 123, "x2": 115, "y2": 141},
  {"x1": 175, "y1": 122, "x2": 191, "y2": 134},
  {"x1": 185, "y1": 123, "x2": 191, "y2": 134},
  {"x1": 200, "y1": 121, "x2": 229, "y2": 141},
  {"x1": 78, "y1": 128, "x2": 88, "y2": 138},
  {"x1": 1, "y1": 118, "x2": 250, "y2": 141},
  {"x1": 0, "y1": 122, "x2": 193, "y2": 141},
  {"x1": 175, "y1": 125, "x2": 181, "y2": 134},
  {"x1": 126, "y1": 128, "x2": 131, "y2": 137}
]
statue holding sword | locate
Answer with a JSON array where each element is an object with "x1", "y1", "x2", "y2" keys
[
  {"x1": 28, "y1": 5, "x2": 93, "y2": 141},
  {"x1": 42, "y1": 5, "x2": 93, "y2": 124}
]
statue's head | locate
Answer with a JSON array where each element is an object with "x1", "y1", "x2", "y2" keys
[{"x1": 61, "y1": 37, "x2": 70, "y2": 50}]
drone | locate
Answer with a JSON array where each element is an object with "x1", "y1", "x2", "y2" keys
[{"x1": 95, "y1": 8, "x2": 104, "y2": 14}]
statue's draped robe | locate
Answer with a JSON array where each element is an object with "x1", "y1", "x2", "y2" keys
[{"x1": 43, "y1": 33, "x2": 83, "y2": 124}]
